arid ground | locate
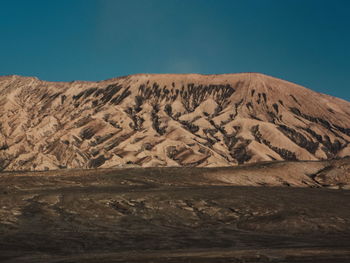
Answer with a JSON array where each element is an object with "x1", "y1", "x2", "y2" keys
[
  {"x1": 1, "y1": 160, "x2": 350, "y2": 262},
  {"x1": 2, "y1": 73, "x2": 350, "y2": 171}
]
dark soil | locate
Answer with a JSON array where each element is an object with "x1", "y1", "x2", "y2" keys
[{"x1": 0, "y1": 168, "x2": 350, "y2": 262}]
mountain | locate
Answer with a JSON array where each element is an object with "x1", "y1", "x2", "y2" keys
[{"x1": 0, "y1": 73, "x2": 349, "y2": 171}]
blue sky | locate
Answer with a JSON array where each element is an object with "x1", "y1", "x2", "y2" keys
[{"x1": 0, "y1": 0, "x2": 349, "y2": 101}]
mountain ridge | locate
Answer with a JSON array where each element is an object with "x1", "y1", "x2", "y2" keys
[
  {"x1": 0, "y1": 73, "x2": 349, "y2": 170},
  {"x1": 2, "y1": 72, "x2": 349, "y2": 104},
  {"x1": 1, "y1": 72, "x2": 349, "y2": 102}
]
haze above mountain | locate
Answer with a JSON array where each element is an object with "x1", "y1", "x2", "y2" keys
[{"x1": 0, "y1": 73, "x2": 349, "y2": 171}]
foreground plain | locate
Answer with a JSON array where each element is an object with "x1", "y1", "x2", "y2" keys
[{"x1": 1, "y1": 161, "x2": 350, "y2": 262}]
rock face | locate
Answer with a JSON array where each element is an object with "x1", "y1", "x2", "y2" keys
[{"x1": 0, "y1": 73, "x2": 349, "y2": 170}]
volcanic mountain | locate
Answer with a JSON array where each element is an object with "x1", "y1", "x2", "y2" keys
[{"x1": 0, "y1": 73, "x2": 349, "y2": 171}]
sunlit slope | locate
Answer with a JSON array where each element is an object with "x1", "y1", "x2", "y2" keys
[{"x1": 0, "y1": 73, "x2": 349, "y2": 170}]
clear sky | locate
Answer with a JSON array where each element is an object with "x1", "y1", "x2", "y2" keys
[{"x1": 0, "y1": 0, "x2": 349, "y2": 101}]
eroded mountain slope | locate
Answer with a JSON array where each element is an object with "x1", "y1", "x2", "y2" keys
[{"x1": 0, "y1": 73, "x2": 350, "y2": 170}]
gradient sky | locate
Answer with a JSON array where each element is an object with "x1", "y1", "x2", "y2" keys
[{"x1": 0, "y1": 0, "x2": 349, "y2": 101}]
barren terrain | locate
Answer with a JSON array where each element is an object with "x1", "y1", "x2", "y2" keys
[
  {"x1": 1, "y1": 73, "x2": 350, "y2": 170},
  {"x1": 1, "y1": 159, "x2": 350, "y2": 262},
  {"x1": 1, "y1": 73, "x2": 350, "y2": 262}
]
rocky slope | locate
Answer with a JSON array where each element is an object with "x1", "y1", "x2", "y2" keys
[{"x1": 0, "y1": 73, "x2": 350, "y2": 170}]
